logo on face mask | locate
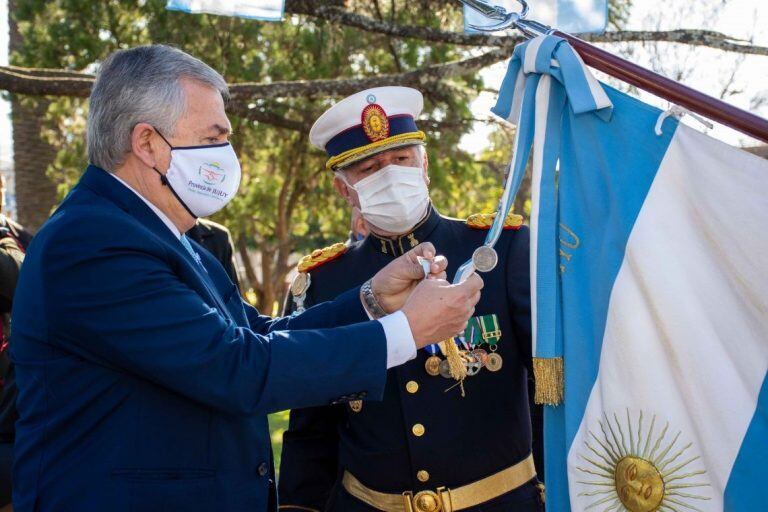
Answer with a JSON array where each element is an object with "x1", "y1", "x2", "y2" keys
[{"x1": 199, "y1": 162, "x2": 227, "y2": 186}]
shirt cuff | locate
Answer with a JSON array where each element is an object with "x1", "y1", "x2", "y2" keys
[{"x1": 378, "y1": 311, "x2": 418, "y2": 369}]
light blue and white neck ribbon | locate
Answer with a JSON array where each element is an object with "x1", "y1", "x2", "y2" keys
[{"x1": 180, "y1": 234, "x2": 206, "y2": 271}]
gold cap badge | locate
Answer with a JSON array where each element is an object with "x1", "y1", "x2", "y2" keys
[{"x1": 361, "y1": 104, "x2": 390, "y2": 142}]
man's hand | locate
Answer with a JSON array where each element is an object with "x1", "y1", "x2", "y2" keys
[
  {"x1": 370, "y1": 242, "x2": 447, "y2": 314},
  {"x1": 401, "y1": 274, "x2": 484, "y2": 348}
]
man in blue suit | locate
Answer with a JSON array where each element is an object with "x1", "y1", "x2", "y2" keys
[{"x1": 9, "y1": 45, "x2": 483, "y2": 512}]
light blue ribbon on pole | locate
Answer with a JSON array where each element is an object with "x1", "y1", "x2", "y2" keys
[
  {"x1": 426, "y1": 35, "x2": 612, "y2": 357},
  {"x1": 487, "y1": 35, "x2": 612, "y2": 364}
]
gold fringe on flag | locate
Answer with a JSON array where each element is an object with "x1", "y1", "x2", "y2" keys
[{"x1": 533, "y1": 357, "x2": 564, "y2": 405}]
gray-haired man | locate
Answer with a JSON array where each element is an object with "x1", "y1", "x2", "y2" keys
[{"x1": 10, "y1": 45, "x2": 483, "y2": 512}]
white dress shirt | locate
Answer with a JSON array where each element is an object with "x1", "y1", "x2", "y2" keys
[
  {"x1": 106, "y1": 172, "x2": 416, "y2": 369},
  {"x1": 109, "y1": 173, "x2": 181, "y2": 239}
]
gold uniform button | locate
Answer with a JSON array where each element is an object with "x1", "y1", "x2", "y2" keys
[
  {"x1": 417, "y1": 470, "x2": 430, "y2": 482},
  {"x1": 406, "y1": 381, "x2": 419, "y2": 394},
  {"x1": 412, "y1": 423, "x2": 425, "y2": 437}
]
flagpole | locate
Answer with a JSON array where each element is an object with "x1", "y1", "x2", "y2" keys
[
  {"x1": 459, "y1": 0, "x2": 768, "y2": 144},
  {"x1": 553, "y1": 31, "x2": 768, "y2": 144}
]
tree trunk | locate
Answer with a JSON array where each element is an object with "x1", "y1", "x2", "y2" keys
[
  {"x1": 237, "y1": 236, "x2": 259, "y2": 293},
  {"x1": 10, "y1": 98, "x2": 58, "y2": 232},
  {"x1": 259, "y1": 246, "x2": 278, "y2": 315},
  {"x1": 9, "y1": 0, "x2": 58, "y2": 232}
]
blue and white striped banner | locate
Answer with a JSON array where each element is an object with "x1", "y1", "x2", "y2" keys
[
  {"x1": 492, "y1": 34, "x2": 768, "y2": 511},
  {"x1": 166, "y1": 0, "x2": 284, "y2": 21},
  {"x1": 465, "y1": 0, "x2": 607, "y2": 34}
]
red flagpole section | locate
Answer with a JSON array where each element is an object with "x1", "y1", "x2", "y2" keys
[{"x1": 556, "y1": 31, "x2": 768, "y2": 144}]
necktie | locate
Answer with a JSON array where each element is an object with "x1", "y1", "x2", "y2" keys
[{"x1": 180, "y1": 235, "x2": 205, "y2": 271}]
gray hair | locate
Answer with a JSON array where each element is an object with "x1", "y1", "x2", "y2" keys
[{"x1": 87, "y1": 44, "x2": 229, "y2": 171}]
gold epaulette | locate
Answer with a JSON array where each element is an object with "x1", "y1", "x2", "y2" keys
[
  {"x1": 297, "y1": 242, "x2": 348, "y2": 273},
  {"x1": 466, "y1": 212, "x2": 524, "y2": 230}
]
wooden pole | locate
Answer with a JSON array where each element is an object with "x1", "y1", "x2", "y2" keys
[{"x1": 554, "y1": 30, "x2": 768, "y2": 144}]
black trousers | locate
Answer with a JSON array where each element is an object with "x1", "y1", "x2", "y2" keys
[
  {"x1": 328, "y1": 479, "x2": 544, "y2": 512},
  {"x1": 0, "y1": 442, "x2": 12, "y2": 506}
]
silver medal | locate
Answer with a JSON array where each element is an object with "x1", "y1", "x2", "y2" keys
[
  {"x1": 290, "y1": 273, "x2": 312, "y2": 314},
  {"x1": 472, "y1": 246, "x2": 498, "y2": 273}
]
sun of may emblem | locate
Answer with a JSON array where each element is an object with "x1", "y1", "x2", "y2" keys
[
  {"x1": 361, "y1": 103, "x2": 390, "y2": 142},
  {"x1": 576, "y1": 410, "x2": 710, "y2": 512}
]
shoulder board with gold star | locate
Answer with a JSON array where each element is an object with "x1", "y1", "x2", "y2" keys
[
  {"x1": 465, "y1": 212, "x2": 524, "y2": 230},
  {"x1": 297, "y1": 242, "x2": 349, "y2": 273}
]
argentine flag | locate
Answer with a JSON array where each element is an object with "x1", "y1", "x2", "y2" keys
[
  {"x1": 166, "y1": 0, "x2": 284, "y2": 21},
  {"x1": 492, "y1": 35, "x2": 768, "y2": 511},
  {"x1": 465, "y1": 0, "x2": 607, "y2": 34}
]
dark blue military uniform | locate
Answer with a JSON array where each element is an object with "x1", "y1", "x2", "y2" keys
[
  {"x1": 0, "y1": 214, "x2": 32, "y2": 506},
  {"x1": 278, "y1": 207, "x2": 544, "y2": 512}
]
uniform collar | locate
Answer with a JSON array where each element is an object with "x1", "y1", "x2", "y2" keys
[{"x1": 366, "y1": 205, "x2": 442, "y2": 257}]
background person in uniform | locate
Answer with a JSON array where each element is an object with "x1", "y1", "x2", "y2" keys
[
  {"x1": 9, "y1": 46, "x2": 483, "y2": 512},
  {"x1": 278, "y1": 87, "x2": 543, "y2": 512},
  {"x1": 0, "y1": 174, "x2": 32, "y2": 511},
  {"x1": 186, "y1": 218, "x2": 240, "y2": 288}
]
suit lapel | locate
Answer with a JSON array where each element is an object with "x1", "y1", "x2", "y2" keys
[
  {"x1": 79, "y1": 165, "x2": 181, "y2": 248},
  {"x1": 78, "y1": 165, "x2": 235, "y2": 322}
]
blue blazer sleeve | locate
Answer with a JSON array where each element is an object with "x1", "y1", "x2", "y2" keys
[
  {"x1": 242, "y1": 286, "x2": 368, "y2": 334},
  {"x1": 37, "y1": 219, "x2": 387, "y2": 417}
]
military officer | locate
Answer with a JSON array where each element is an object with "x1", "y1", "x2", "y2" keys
[
  {"x1": 278, "y1": 87, "x2": 544, "y2": 512},
  {"x1": 0, "y1": 174, "x2": 32, "y2": 507}
]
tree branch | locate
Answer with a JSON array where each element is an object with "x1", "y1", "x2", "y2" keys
[
  {"x1": 286, "y1": 2, "x2": 768, "y2": 56},
  {"x1": 234, "y1": 103, "x2": 499, "y2": 134},
  {"x1": 1, "y1": 65, "x2": 90, "y2": 79},
  {"x1": 287, "y1": 1, "x2": 518, "y2": 48},
  {"x1": 228, "y1": 48, "x2": 507, "y2": 100},
  {"x1": 230, "y1": 105, "x2": 307, "y2": 131},
  {"x1": 580, "y1": 29, "x2": 768, "y2": 57},
  {"x1": 2, "y1": 2, "x2": 765, "y2": 103},
  {"x1": 0, "y1": 48, "x2": 507, "y2": 99},
  {"x1": 0, "y1": 66, "x2": 94, "y2": 96}
]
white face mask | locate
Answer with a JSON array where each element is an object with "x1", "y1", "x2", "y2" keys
[
  {"x1": 154, "y1": 130, "x2": 242, "y2": 218},
  {"x1": 343, "y1": 164, "x2": 430, "y2": 234}
]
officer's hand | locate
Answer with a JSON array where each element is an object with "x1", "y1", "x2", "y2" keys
[
  {"x1": 401, "y1": 273, "x2": 484, "y2": 348},
  {"x1": 370, "y1": 242, "x2": 448, "y2": 314}
]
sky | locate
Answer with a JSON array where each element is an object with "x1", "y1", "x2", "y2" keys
[
  {"x1": 1, "y1": 0, "x2": 767, "y2": 209},
  {"x1": 462, "y1": 0, "x2": 768, "y2": 151}
]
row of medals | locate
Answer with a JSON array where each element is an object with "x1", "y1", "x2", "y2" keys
[
  {"x1": 422, "y1": 245, "x2": 503, "y2": 380},
  {"x1": 424, "y1": 343, "x2": 503, "y2": 379}
]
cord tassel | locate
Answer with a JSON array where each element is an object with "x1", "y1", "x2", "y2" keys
[
  {"x1": 440, "y1": 338, "x2": 467, "y2": 383},
  {"x1": 533, "y1": 357, "x2": 563, "y2": 405}
]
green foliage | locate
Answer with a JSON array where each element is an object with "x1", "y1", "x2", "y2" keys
[
  {"x1": 608, "y1": 0, "x2": 633, "y2": 30},
  {"x1": 13, "y1": 0, "x2": 632, "y2": 306},
  {"x1": 269, "y1": 410, "x2": 290, "y2": 474},
  {"x1": 13, "y1": 1, "x2": 496, "y2": 304}
]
